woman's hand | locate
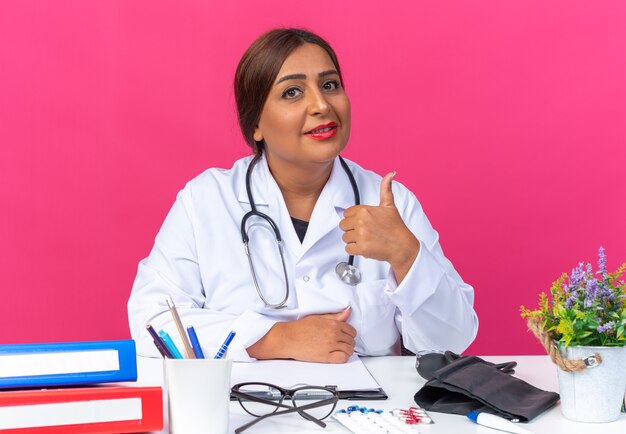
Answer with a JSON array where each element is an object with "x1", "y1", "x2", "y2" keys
[
  {"x1": 246, "y1": 307, "x2": 356, "y2": 363},
  {"x1": 339, "y1": 172, "x2": 420, "y2": 284}
]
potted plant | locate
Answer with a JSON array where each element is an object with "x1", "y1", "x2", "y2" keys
[{"x1": 521, "y1": 247, "x2": 626, "y2": 423}]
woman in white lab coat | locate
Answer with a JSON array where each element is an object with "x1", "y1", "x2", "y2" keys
[{"x1": 128, "y1": 28, "x2": 478, "y2": 363}]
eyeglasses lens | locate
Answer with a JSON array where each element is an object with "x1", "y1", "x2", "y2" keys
[
  {"x1": 237, "y1": 384, "x2": 283, "y2": 417},
  {"x1": 292, "y1": 388, "x2": 336, "y2": 420}
]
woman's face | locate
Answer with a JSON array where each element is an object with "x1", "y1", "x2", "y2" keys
[{"x1": 253, "y1": 43, "x2": 351, "y2": 170}]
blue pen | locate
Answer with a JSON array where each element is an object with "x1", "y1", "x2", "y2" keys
[
  {"x1": 159, "y1": 330, "x2": 183, "y2": 359},
  {"x1": 214, "y1": 331, "x2": 236, "y2": 359},
  {"x1": 186, "y1": 326, "x2": 205, "y2": 359}
]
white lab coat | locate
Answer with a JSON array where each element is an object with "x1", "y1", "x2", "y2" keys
[{"x1": 128, "y1": 155, "x2": 478, "y2": 361}]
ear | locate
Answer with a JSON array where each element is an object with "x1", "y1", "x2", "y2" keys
[{"x1": 253, "y1": 126, "x2": 263, "y2": 142}]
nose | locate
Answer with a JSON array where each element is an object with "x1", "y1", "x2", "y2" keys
[{"x1": 307, "y1": 88, "x2": 330, "y2": 116}]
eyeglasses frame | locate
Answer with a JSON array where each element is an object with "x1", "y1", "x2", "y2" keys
[{"x1": 231, "y1": 382, "x2": 339, "y2": 434}]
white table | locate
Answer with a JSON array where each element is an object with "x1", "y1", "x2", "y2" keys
[{"x1": 134, "y1": 355, "x2": 626, "y2": 434}]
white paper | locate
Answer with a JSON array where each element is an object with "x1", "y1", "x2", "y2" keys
[
  {"x1": 0, "y1": 397, "x2": 142, "y2": 429},
  {"x1": 0, "y1": 350, "x2": 120, "y2": 377},
  {"x1": 231, "y1": 355, "x2": 380, "y2": 391}
]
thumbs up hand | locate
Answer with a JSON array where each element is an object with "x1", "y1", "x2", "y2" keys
[
  {"x1": 378, "y1": 171, "x2": 397, "y2": 208},
  {"x1": 339, "y1": 172, "x2": 420, "y2": 283}
]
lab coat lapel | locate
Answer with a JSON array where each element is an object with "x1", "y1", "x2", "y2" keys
[
  {"x1": 300, "y1": 157, "x2": 353, "y2": 255},
  {"x1": 238, "y1": 155, "x2": 303, "y2": 258},
  {"x1": 237, "y1": 156, "x2": 270, "y2": 207},
  {"x1": 267, "y1": 174, "x2": 303, "y2": 259}
]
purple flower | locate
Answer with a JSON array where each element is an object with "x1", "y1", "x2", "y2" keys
[
  {"x1": 570, "y1": 263, "x2": 585, "y2": 288},
  {"x1": 597, "y1": 282, "x2": 614, "y2": 300},
  {"x1": 597, "y1": 321, "x2": 615, "y2": 333},
  {"x1": 585, "y1": 278, "x2": 598, "y2": 304},
  {"x1": 598, "y1": 246, "x2": 607, "y2": 276}
]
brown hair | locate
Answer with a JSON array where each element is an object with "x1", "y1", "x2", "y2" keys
[{"x1": 234, "y1": 28, "x2": 344, "y2": 156}]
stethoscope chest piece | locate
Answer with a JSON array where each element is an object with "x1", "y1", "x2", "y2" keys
[{"x1": 336, "y1": 261, "x2": 361, "y2": 285}]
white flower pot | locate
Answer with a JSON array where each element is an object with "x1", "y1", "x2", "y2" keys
[{"x1": 557, "y1": 345, "x2": 626, "y2": 422}]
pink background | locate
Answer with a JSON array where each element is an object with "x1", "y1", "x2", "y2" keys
[{"x1": 1, "y1": 0, "x2": 625, "y2": 355}]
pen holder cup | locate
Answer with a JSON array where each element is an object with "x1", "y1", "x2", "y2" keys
[{"x1": 164, "y1": 352, "x2": 233, "y2": 434}]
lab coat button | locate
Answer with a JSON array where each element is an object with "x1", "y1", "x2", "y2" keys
[{"x1": 303, "y1": 275, "x2": 310, "y2": 282}]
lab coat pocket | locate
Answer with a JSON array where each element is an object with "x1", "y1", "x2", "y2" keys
[{"x1": 352, "y1": 279, "x2": 399, "y2": 356}]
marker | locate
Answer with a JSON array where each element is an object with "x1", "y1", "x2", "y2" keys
[
  {"x1": 146, "y1": 324, "x2": 174, "y2": 358},
  {"x1": 467, "y1": 412, "x2": 534, "y2": 434},
  {"x1": 186, "y1": 326, "x2": 205, "y2": 359},
  {"x1": 213, "y1": 331, "x2": 236, "y2": 359},
  {"x1": 159, "y1": 330, "x2": 183, "y2": 359}
]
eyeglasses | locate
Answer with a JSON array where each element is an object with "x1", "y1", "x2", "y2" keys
[{"x1": 231, "y1": 382, "x2": 339, "y2": 433}]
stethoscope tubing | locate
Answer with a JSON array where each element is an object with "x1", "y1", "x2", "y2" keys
[
  {"x1": 240, "y1": 155, "x2": 361, "y2": 308},
  {"x1": 337, "y1": 156, "x2": 360, "y2": 267}
]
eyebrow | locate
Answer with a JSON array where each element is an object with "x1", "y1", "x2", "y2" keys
[{"x1": 275, "y1": 69, "x2": 339, "y2": 85}]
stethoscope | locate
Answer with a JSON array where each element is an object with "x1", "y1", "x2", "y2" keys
[{"x1": 240, "y1": 155, "x2": 362, "y2": 309}]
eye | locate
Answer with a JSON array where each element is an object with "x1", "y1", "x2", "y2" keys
[
  {"x1": 322, "y1": 80, "x2": 340, "y2": 91},
  {"x1": 282, "y1": 87, "x2": 302, "y2": 99}
]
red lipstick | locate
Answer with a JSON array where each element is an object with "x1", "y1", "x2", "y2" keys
[{"x1": 305, "y1": 122, "x2": 338, "y2": 140}]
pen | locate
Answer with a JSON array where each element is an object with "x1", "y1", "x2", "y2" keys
[
  {"x1": 467, "y1": 412, "x2": 534, "y2": 434},
  {"x1": 146, "y1": 324, "x2": 174, "y2": 358},
  {"x1": 213, "y1": 331, "x2": 236, "y2": 359},
  {"x1": 186, "y1": 326, "x2": 205, "y2": 359},
  {"x1": 166, "y1": 297, "x2": 195, "y2": 358},
  {"x1": 159, "y1": 330, "x2": 183, "y2": 359},
  {"x1": 152, "y1": 340, "x2": 168, "y2": 358}
]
